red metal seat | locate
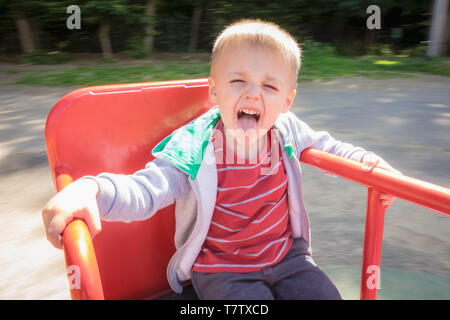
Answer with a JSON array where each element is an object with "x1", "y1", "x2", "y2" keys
[{"x1": 45, "y1": 79, "x2": 214, "y2": 299}]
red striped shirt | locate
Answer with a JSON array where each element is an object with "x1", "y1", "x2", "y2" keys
[{"x1": 193, "y1": 121, "x2": 292, "y2": 273}]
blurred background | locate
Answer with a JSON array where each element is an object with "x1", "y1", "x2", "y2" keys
[
  {"x1": 0, "y1": 0, "x2": 449, "y2": 299},
  {"x1": 0, "y1": 0, "x2": 449, "y2": 83},
  {"x1": 0, "y1": 0, "x2": 441, "y2": 56}
]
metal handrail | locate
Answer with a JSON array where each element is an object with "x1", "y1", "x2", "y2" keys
[{"x1": 300, "y1": 148, "x2": 450, "y2": 300}]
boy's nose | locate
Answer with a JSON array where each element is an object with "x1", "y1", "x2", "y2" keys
[{"x1": 245, "y1": 85, "x2": 260, "y2": 101}]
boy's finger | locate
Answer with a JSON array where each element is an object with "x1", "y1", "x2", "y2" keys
[
  {"x1": 54, "y1": 235, "x2": 63, "y2": 250},
  {"x1": 47, "y1": 234, "x2": 63, "y2": 250},
  {"x1": 361, "y1": 154, "x2": 379, "y2": 172},
  {"x1": 361, "y1": 161, "x2": 378, "y2": 172},
  {"x1": 77, "y1": 204, "x2": 102, "y2": 239},
  {"x1": 45, "y1": 229, "x2": 61, "y2": 249},
  {"x1": 361, "y1": 157, "x2": 380, "y2": 172},
  {"x1": 46, "y1": 213, "x2": 70, "y2": 249}
]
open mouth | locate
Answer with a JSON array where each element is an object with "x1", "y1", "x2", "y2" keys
[
  {"x1": 236, "y1": 108, "x2": 261, "y2": 132},
  {"x1": 237, "y1": 109, "x2": 260, "y2": 121}
]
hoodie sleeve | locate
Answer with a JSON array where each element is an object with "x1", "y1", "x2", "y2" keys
[
  {"x1": 293, "y1": 117, "x2": 369, "y2": 163},
  {"x1": 80, "y1": 157, "x2": 189, "y2": 223}
]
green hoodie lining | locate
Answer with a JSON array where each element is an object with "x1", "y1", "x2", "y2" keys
[{"x1": 152, "y1": 106, "x2": 295, "y2": 180}]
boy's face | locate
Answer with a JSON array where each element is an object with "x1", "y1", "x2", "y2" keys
[{"x1": 209, "y1": 42, "x2": 296, "y2": 146}]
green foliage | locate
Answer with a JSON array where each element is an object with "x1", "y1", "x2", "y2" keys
[
  {"x1": 78, "y1": 0, "x2": 145, "y2": 23},
  {"x1": 19, "y1": 50, "x2": 70, "y2": 64},
  {"x1": 124, "y1": 36, "x2": 148, "y2": 58},
  {"x1": 399, "y1": 44, "x2": 427, "y2": 57},
  {"x1": 335, "y1": 42, "x2": 367, "y2": 56},
  {"x1": 366, "y1": 44, "x2": 395, "y2": 56},
  {"x1": 300, "y1": 40, "x2": 337, "y2": 57},
  {"x1": 0, "y1": 0, "x2": 445, "y2": 58}
]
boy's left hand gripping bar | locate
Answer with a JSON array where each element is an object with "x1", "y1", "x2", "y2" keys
[{"x1": 56, "y1": 173, "x2": 105, "y2": 300}]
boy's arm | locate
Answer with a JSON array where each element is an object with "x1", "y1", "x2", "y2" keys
[
  {"x1": 43, "y1": 157, "x2": 188, "y2": 249},
  {"x1": 292, "y1": 117, "x2": 399, "y2": 171},
  {"x1": 292, "y1": 116, "x2": 400, "y2": 208},
  {"x1": 294, "y1": 118, "x2": 369, "y2": 163},
  {"x1": 82, "y1": 157, "x2": 188, "y2": 223}
]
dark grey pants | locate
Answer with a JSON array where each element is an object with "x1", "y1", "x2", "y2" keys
[{"x1": 191, "y1": 237, "x2": 343, "y2": 300}]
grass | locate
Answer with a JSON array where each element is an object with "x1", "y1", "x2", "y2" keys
[
  {"x1": 298, "y1": 41, "x2": 450, "y2": 81},
  {"x1": 299, "y1": 54, "x2": 450, "y2": 82},
  {"x1": 13, "y1": 47, "x2": 450, "y2": 87},
  {"x1": 16, "y1": 60, "x2": 211, "y2": 86}
]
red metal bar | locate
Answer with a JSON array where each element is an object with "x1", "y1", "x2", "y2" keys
[
  {"x1": 300, "y1": 148, "x2": 450, "y2": 300},
  {"x1": 300, "y1": 148, "x2": 450, "y2": 216},
  {"x1": 63, "y1": 219, "x2": 104, "y2": 300},
  {"x1": 55, "y1": 173, "x2": 104, "y2": 300},
  {"x1": 360, "y1": 188, "x2": 386, "y2": 300}
]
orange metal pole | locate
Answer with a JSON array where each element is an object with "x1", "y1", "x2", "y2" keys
[
  {"x1": 300, "y1": 148, "x2": 450, "y2": 216},
  {"x1": 63, "y1": 219, "x2": 104, "y2": 300},
  {"x1": 360, "y1": 188, "x2": 386, "y2": 300},
  {"x1": 55, "y1": 172, "x2": 104, "y2": 300},
  {"x1": 55, "y1": 173, "x2": 74, "y2": 192}
]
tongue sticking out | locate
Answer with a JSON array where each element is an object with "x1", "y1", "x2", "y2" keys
[{"x1": 237, "y1": 114, "x2": 258, "y2": 132}]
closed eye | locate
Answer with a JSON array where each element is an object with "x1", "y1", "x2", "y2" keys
[
  {"x1": 264, "y1": 84, "x2": 278, "y2": 91},
  {"x1": 230, "y1": 79, "x2": 245, "y2": 84}
]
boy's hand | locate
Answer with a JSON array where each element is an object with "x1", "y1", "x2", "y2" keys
[
  {"x1": 42, "y1": 178, "x2": 101, "y2": 249},
  {"x1": 361, "y1": 153, "x2": 402, "y2": 209}
]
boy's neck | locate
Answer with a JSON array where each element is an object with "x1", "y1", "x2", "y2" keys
[{"x1": 224, "y1": 129, "x2": 267, "y2": 160}]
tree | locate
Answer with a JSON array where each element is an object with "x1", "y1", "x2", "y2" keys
[
  {"x1": 143, "y1": 0, "x2": 157, "y2": 54},
  {"x1": 188, "y1": 1, "x2": 204, "y2": 53},
  {"x1": 427, "y1": 0, "x2": 449, "y2": 56},
  {"x1": 6, "y1": 1, "x2": 48, "y2": 53},
  {"x1": 13, "y1": 9, "x2": 36, "y2": 53},
  {"x1": 80, "y1": 0, "x2": 145, "y2": 59}
]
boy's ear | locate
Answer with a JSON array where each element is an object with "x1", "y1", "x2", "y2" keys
[
  {"x1": 208, "y1": 76, "x2": 218, "y2": 104},
  {"x1": 282, "y1": 89, "x2": 296, "y2": 113}
]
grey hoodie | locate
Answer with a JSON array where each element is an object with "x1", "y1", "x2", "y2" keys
[{"x1": 85, "y1": 106, "x2": 372, "y2": 293}]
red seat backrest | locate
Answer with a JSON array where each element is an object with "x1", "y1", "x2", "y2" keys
[{"x1": 45, "y1": 79, "x2": 214, "y2": 299}]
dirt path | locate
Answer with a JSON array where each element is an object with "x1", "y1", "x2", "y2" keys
[{"x1": 0, "y1": 65, "x2": 448, "y2": 299}]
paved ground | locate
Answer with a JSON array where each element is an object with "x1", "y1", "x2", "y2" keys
[{"x1": 0, "y1": 65, "x2": 448, "y2": 299}]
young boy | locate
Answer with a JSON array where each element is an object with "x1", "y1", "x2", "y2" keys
[{"x1": 42, "y1": 20, "x2": 397, "y2": 300}]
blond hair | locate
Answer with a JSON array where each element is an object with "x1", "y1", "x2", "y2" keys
[{"x1": 211, "y1": 19, "x2": 302, "y2": 87}]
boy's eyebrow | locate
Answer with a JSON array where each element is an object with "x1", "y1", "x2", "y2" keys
[
  {"x1": 227, "y1": 72, "x2": 281, "y2": 83},
  {"x1": 227, "y1": 71, "x2": 246, "y2": 77},
  {"x1": 264, "y1": 76, "x2": 280, "y2": 83}
]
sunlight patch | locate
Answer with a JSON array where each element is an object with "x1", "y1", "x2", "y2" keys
[{"x1": 374, "y1": 60, "x2": 400, "y2": 65}]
